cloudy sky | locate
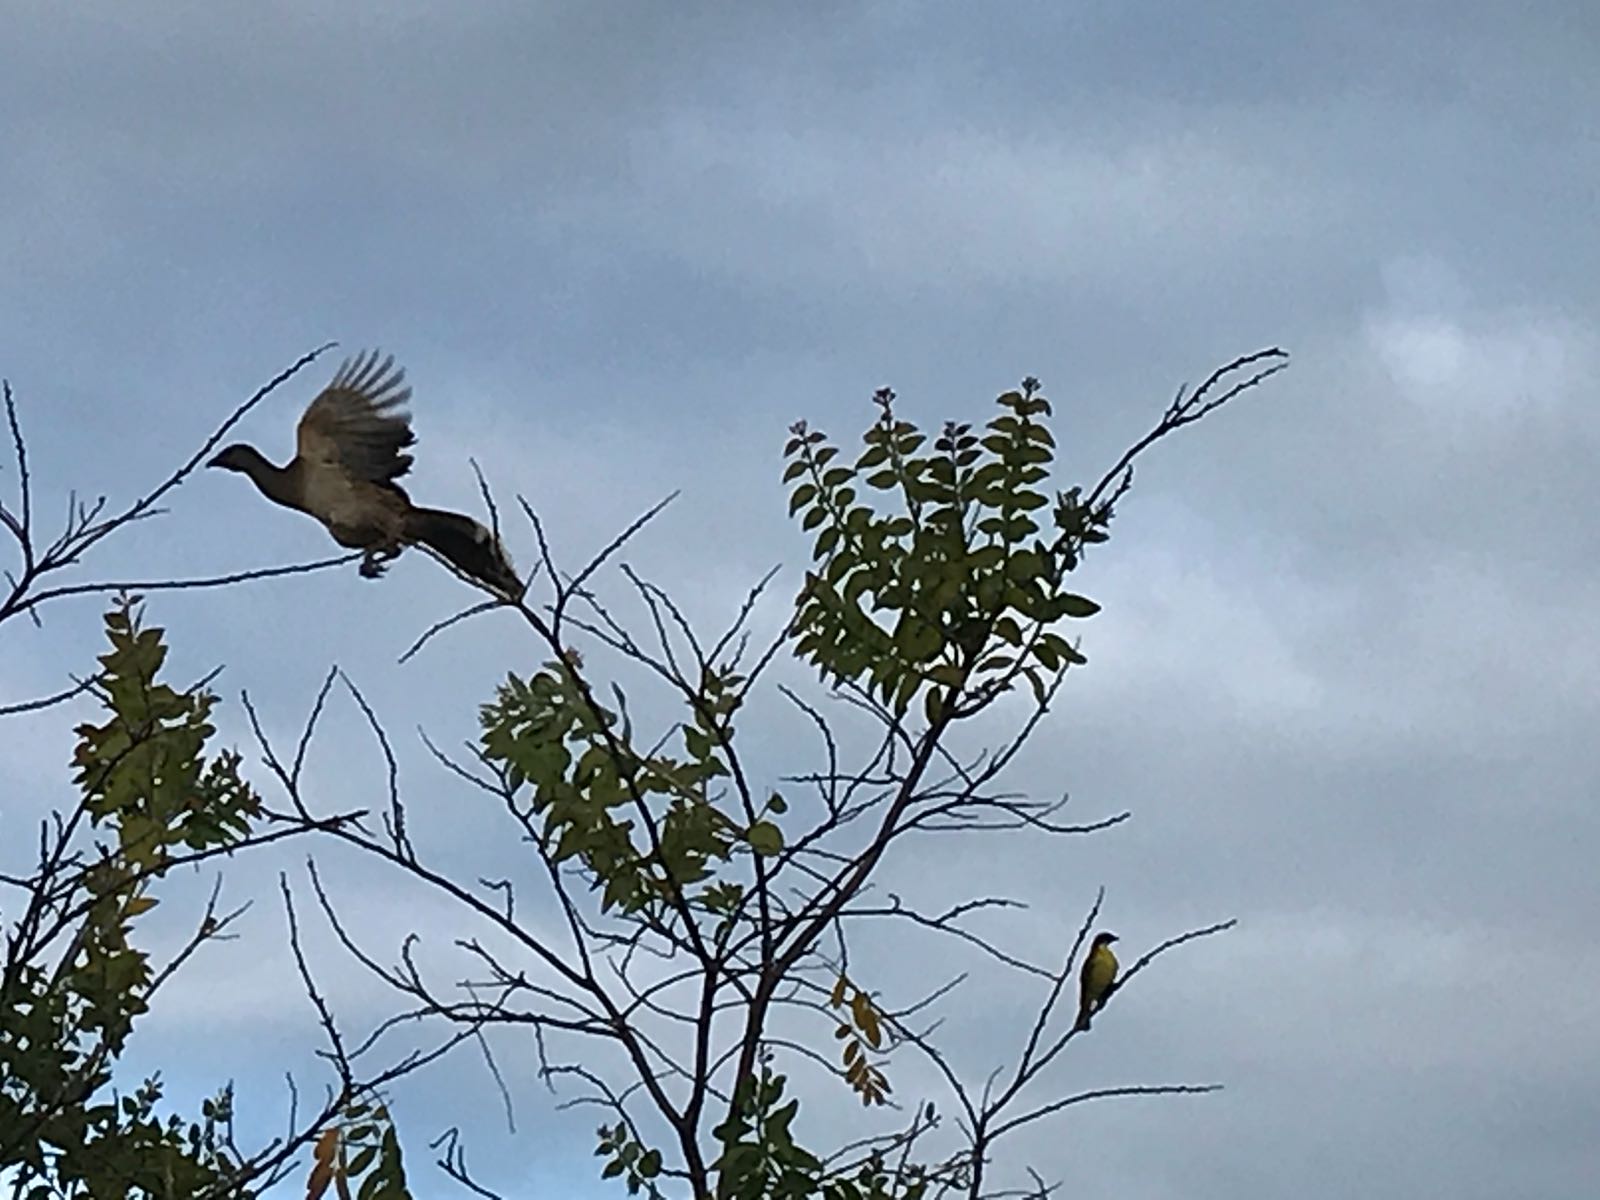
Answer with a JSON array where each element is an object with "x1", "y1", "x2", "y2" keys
[{"x1": 3, "y1": 3, "x2": 1598, "y2": 1197}]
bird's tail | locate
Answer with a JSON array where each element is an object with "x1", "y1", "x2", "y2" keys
[
  {"x1": 405, "y1": 507, "x2": 523, "y2": 597},
  {"x1": 1072, "y1": 1005, "x2": 1093, "y2": 1033}
]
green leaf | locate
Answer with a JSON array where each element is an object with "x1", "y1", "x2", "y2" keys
[
  {"x1": 891, "y1": 671, "x2": 920, "y2": 715},
  {"x1": 967, "y1": 545, "x2": 1004, "y2": 571},
  {"x1": 1060, "y1": 593, "x2": 1101, "y2": 618},
  {"x1": 894, "y1": 619, "x2": 942, "y2": 663},
  {"x1": 747, "y1": 821, "x2": 784, "y2": 856}
]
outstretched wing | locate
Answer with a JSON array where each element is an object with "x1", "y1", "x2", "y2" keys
[{"x1": 297, "y1": 350, "x2": 416, "y2": 484}]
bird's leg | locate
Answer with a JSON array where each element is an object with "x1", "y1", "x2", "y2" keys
[{"x1": 359, "y1": 543, "x2": 403, "y2": 579}]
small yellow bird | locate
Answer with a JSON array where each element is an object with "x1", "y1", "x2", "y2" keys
[{"x1": 1074, "y1": 931, "x2": 1119, "y2": 1031}]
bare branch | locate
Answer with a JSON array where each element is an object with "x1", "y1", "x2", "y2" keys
[
  {"x1": 1083, "y1": 347, "x2": 1289, "y2": 514},
  {"x1": 0, "y1": 673, "x2": 99, "y2": 718},
  {"x1": 990, "y1": 1083, "x2": 1222, "y2": 1140},
  {"x1": 9, "y1": 553, "x2": 360, "y2": 619}
]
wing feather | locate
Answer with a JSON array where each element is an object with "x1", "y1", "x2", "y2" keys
[{"x1": 296, "y1": 350, "x2": 416, "y2": 483}]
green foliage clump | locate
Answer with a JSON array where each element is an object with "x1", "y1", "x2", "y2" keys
[
  {"x1": 785, "y1": 380, "x2": 1101, "y2": 724},
  {"x1": 479, "y1": 653, "x2": 758, "y2": 916},
  {"x1": 2, "y1": 598, "x2": 260, "y2": 1198}
]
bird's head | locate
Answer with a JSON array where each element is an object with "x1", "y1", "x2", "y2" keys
[
  {"x1": 206, "y1": 444, "x2": 256, "y2": 473},
  {"x1": 1092, "y1": 932, "x2": 1119, "y2": 947}
]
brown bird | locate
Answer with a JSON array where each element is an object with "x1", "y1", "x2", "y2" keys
[
  {"x1": 1074, "y1": 931, "x2": 1119, "y2": 1032},
  {"x1": 207, "y1": 351, "x2": 521, "y2": 596}
]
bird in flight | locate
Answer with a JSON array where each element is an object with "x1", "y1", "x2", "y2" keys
[
  {"x1": 1074, "y1": 931, "x2": 1119, "y2": 1031},
  {"x1": 208, "y1": 350, "x2": 521, "y2": 597}
]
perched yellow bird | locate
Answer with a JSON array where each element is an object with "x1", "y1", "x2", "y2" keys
[{"x1": 1074, "y1": 931, "x2": 1119, "y2": 1031}]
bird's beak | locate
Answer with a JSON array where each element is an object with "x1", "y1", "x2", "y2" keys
[{"x1": 205, "y1": 452, "x2": 225, "y2": 468}]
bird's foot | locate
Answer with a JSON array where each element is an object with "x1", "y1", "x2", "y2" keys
[{"x1": 358, "y1": 543, "x2": 405, "y2": 579}]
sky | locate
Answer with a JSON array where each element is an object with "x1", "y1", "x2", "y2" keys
[{"x1": 3, "y1": 3, "x2": 1599, "y2": 1197}]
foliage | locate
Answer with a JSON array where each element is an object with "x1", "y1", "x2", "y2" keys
[
  {"x1": 709, "y1": 1067, "x2": 822, "y2": 1200},
  {"x1": 1, "y1": 599, "x2": 261, "y2": 1198},
  {"x1": 785, "y1": 380, "x2": 1099, "y2": 723},
  {"x1": 0, "y1": 599, "x2": 417, "y2": 1200},
  {"x1": 478, "y1": 652, "x2": 747, "y2": 917},
  {"x1": 829, "y1": 974, "x2": 891, "y2": 1108},
  {"x1": 305, "y1": 1102, "x2": 411, "y2": 1200}
]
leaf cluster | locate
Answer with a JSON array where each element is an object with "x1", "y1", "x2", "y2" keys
[
  {"x1": 2, "y1": 599, "x2": 261, "y2": 1197},
  {"x1": 306, "y1": 1102, "x2": 410, "y2": 1200},
  {"x1": 786, "y1": 381, "x2": 1102, "y2": 725},
  {"x1": 828, "y1": 974, "x2": 891, "y2": 1107},
  {"x1": 595, "y1": 1121, "x2": 665, "y2": 1197},
  {"x1": 710, "y1": 1068, "x2": 822, "y2": 1200},
  {"x1": 479, "y1": 657, "x2": 773, "y2": 917}
]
